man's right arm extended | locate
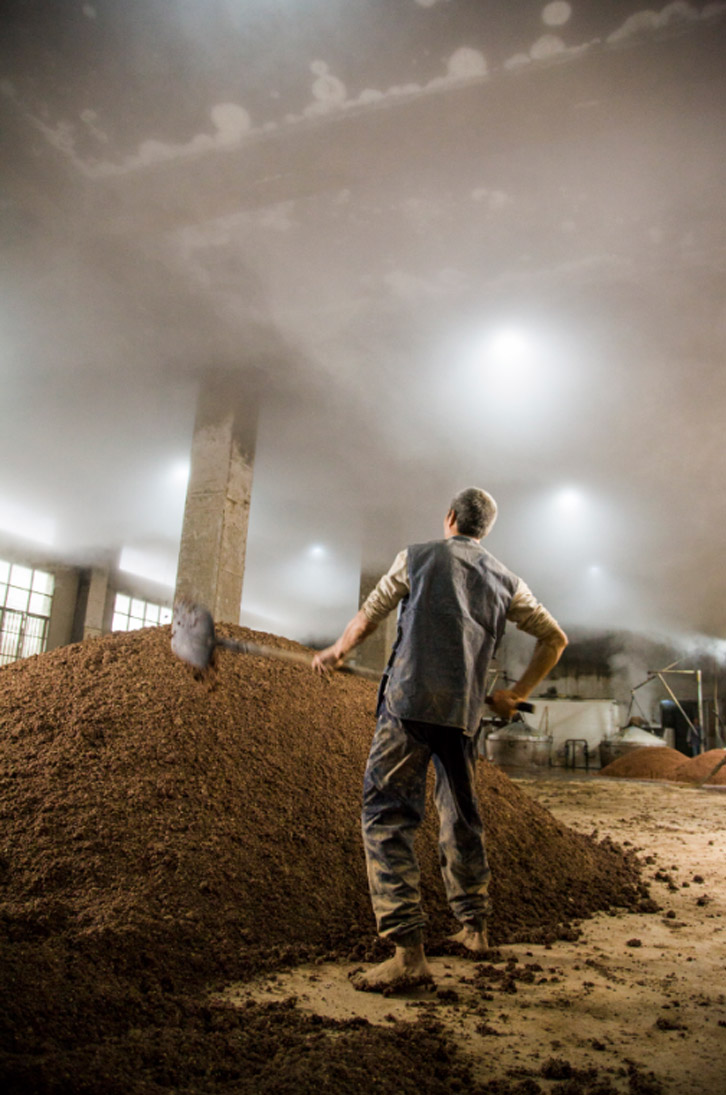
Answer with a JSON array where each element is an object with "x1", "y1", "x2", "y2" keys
[{"x1": 311, "y1": 548, "x2": 409, "y2": 674}]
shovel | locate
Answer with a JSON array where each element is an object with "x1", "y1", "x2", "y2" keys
[{"x1": 171, "y1": 599, "x2": 381, "y2": 680}]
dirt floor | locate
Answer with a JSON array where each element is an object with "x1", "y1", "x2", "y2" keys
[{"x1": 224, "y1": 775, "x2": 726, "y2": 1095}]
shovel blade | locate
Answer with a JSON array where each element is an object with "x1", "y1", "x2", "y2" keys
[{"x1": 171, "y1": 600, "x2": 217, "y2": 671}]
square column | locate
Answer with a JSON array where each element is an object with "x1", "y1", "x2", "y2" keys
[
  {"x1": 83, "y1": 566, "x2": 110, "y2": 640},
  {"x1": 174, "y1": 377, "x2": 257, "y2": 624},
  {"x1": 349, "y1": 568, "x2": 398, "y2": 674}
]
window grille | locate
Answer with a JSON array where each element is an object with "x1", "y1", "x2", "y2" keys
[
  {"x1": 112, "y1": 592, "x2": 172, "y2": 632},
  {"x1": 0, "y1": 560, "x2": 55, "y2": 666}
]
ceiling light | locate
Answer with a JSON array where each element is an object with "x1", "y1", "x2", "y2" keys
[
  {"x1": 488, "y1": 328, "x2": 531, "y2": 363},
  {"x1": 555, "y1": 486, "x2": 583, "y2": 511},
  {"x1": 170, "y1": 461, "x2": 190, "y2": 486}
]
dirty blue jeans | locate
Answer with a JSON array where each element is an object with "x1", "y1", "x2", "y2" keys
[{"x1": 361, "y1": 696, "x2": 490, "y2": 944}]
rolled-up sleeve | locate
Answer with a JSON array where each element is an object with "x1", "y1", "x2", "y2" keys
[
  {"x1": 361, "y1": 548, "x2": 409, "y2": 625},
  {"x1": 507, "y1": 579, "x2": 563, "y2": 642}
]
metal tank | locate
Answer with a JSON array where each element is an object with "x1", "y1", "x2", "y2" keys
[
  {"x1": 482, "y1": 721, "x2": 553, "y2": 767},
  {"x1": 598, "y1": 724, "x2": 667, "y2": 768}
]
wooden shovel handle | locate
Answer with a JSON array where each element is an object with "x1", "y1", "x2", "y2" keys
[{"x1": 216, "y1": 637, "x2": 380, "y2": 680}]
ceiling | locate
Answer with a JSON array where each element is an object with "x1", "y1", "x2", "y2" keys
[{"x1": 1, "y1": 0, "x2": 726, "y2": 644}]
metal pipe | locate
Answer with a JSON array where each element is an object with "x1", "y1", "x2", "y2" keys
[
  {"x1": 630, "y1": 674, "x2": 658, "y2": 693},
  {"x1": 656, "y1": 673, "x2": 698, "y2": 737},
  {"x1": 630, "y1": 667, "x2": 695, "y2": 695},
  {"x1": 654, "y1": 669, "x2": 698, "y2": 675},
  {"x1": 660, "y1": 657, "x2": 687, "y2": 672}
]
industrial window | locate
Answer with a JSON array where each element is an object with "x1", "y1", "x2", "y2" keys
[
  {"x1": 112, "y1": 593, "x2": 172, "y2": 632},
  {"x1": 0, "y1": 560, "x2": 55, "y2": 666}
]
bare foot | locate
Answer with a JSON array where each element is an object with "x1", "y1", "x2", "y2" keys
[
  {"x1": 349, "y1": 944, "x2": 434, "y2": 993},
  {"x1": 448, "y1": 924, "x2": 489, "y2": 954}
]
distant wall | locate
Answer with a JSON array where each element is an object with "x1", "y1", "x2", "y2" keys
[
  {"x1": 0, "y1": 537, "x2": 173, "y2": 658},
  {"x1": 497, "y1": 623, "x2": 724, "y2": 746}
]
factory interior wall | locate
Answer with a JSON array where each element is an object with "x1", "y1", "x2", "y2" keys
[
  {"x1": 526, "y1": 698, "x2": 620, "y2": 769},
  {"x1": 109, "y1": 571, "x2": 174, "y2": 617},
  {"x1": 542, "y1": 670, "x2": 697, "y2": 723},
  {"x1": 0, "y1": 536, "x2": 176, "y2": 653},
  {"x1": 0, "y1": 538, "x2": 84, "y2": 652}
]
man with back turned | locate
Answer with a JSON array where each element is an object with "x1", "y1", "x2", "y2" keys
[{"x1": 312, "y1": 487, "x2": 567, "y2": 991}]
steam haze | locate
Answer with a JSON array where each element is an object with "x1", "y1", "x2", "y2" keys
[{"x1": 1, "y1": 0, "x2": 725, "y2": 646}]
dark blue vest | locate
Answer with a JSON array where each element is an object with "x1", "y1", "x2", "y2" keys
[{"x1": 384, "y1": 536, "x2": 519, "y2": 733}]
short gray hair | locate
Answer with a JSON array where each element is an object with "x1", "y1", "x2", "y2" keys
[{"x1": 449, "y1": 487, "x2": 498, "y2": 539}]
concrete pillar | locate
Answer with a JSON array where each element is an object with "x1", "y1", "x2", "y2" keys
[
  {"x1": 174, "y1": 375, "x2": 257, "y2": 623},
  {"x1": 349, "y1": 569, "x2": 398, "y2": 674},
  {"x1": 83, "y1": 567, "x2": 110, "y2": 640},
  {"x1": 45, "y1": 566, "x2": 80, "y2": 650}
]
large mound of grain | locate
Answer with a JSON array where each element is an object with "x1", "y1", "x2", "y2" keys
[
  {"x1": 671, "y1": 749, "x2": 726, "y2": 785},
  {"x1": 0, "y1": 625, "x2": 649, "y2": 1093},
  {"x1": 0, "y1": 625, "x2": 647, "y2": 956},
  {"x1": 599, "y1": 745, "x2": 687, "y2": 781}
]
